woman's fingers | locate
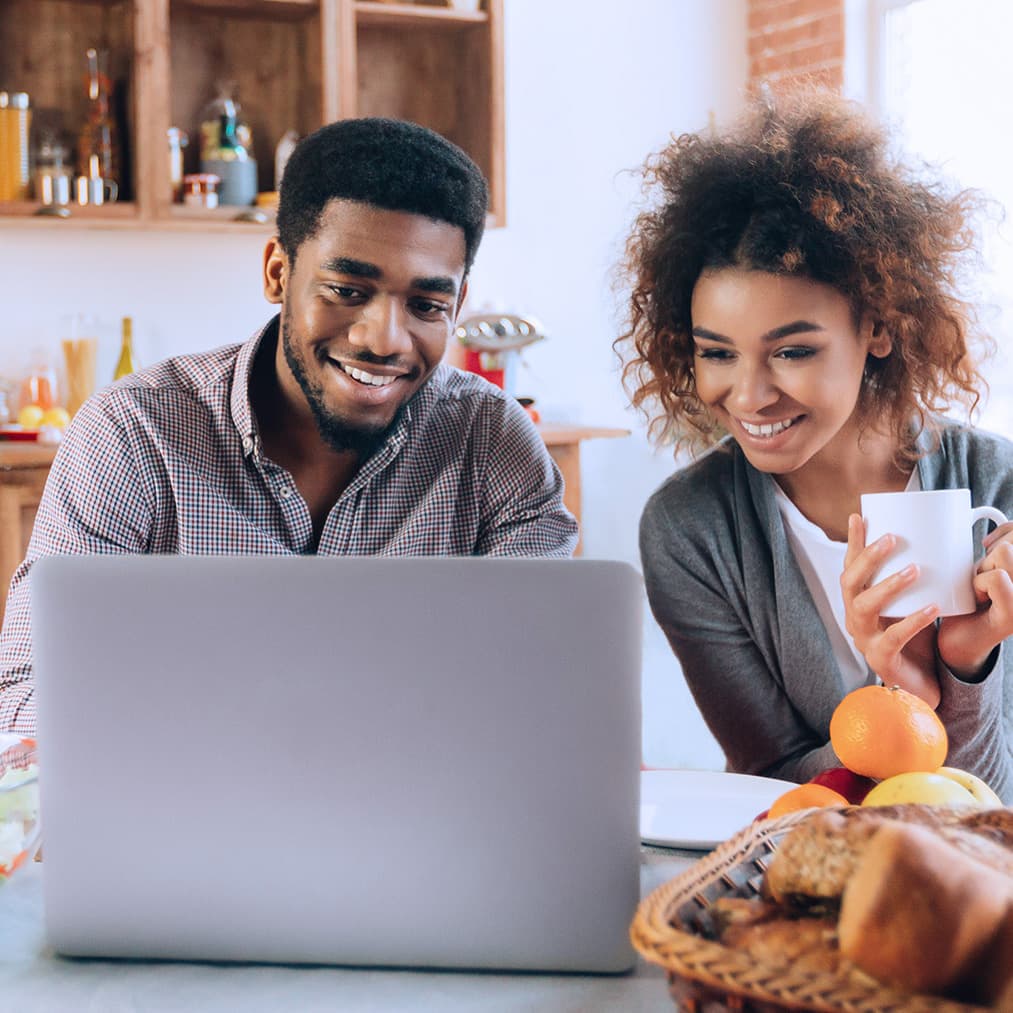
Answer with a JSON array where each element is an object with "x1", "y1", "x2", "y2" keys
[
  {"x1": 841, "y1": 524, "x2": 900, "y2": 603},
  {"x1": 978, "y1": 536, "x2": 1013, "y2": 576},
  {"x1": 974, "y1": 567, "x2": 1013, "y2": 634},
  {"x1": 982, "y1": 520, "x2": 1013, "y2": 549},
  {"x1": 873, "y1": 604, "x2": 941, "y2": 655},
  {"x1": 845, "y1": 563, "x2": 922, "y2": 637},
  {"x1": 843, "y1": 513, "x2": 866, "y2": 569}
]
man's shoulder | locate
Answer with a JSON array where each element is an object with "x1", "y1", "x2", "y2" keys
[
  {"x1": 109, "y1": 343, "x2": 242, "y2": 399},
  {"x1": 85, "y1": 343, "x2": 243, "y2": 427},
  {"x1": 416, "y1": 364, "x2": 526, "y2": 429}
]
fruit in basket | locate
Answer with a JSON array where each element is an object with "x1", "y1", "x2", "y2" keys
[
  {"x1": 808, "y1": 766, "x2": 876, "y2": 804},
  {"x1": 829, "y1": 684, "x2": 947, "y2": 780},
  {"x1": 861, "y1": 771, "x2": 976, "y2": 807},
  {"x1": 767, "y1": 782, "x2": 848, "y2": 818},
  {"x1": 935, "y1": 766, "x2": 1004, "y2": 807}
]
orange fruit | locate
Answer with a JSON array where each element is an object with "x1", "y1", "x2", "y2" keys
[
  {"x1": 830, "y1": 685, "x2": 947, "y2": 780},
  {"x1": 767, "y1": 783, "x2": 848, "y2": 818}
]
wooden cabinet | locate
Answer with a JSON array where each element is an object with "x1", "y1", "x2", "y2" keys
[
  {"x1": 0, "y1": 0, "x2": 504, "y2": 231},
  {"x1": 0, "y1": 445, "x2": 56, "y2": 625}
]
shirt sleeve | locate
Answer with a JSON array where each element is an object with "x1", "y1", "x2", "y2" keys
[
  {"x1": 640, "y1": 494, "x2": 839, "y2": 784},
  {"x1": 473, "y1": 397, "x2": 579, "y2": 558},
  {"x1": 0, "y1": 398, "x2": 155, "y2": 734},
  {"x1": 936, "y1": 645, "x2": 1013, "y2": 803}
]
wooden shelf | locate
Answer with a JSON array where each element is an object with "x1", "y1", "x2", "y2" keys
[
  {"x1": 0, "y1": 0, "x2": 505, "y2": 231},
  {"x1": 173, "y1": 0, "x2": 319, "y2": 17},
  {"x1": 355, "y1": 2, "x2": 487, "y2": 27}
]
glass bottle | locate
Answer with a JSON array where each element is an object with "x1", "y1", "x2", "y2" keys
[
  {"x1": 78, "y1": 48, "x2": 120, "y2": 188},
  {"x1": 199, "y1": 82, "x2": 258, "y2": 206},
  {"x1": 113, "y1": 317, "x2": 137, "y2": 380}
]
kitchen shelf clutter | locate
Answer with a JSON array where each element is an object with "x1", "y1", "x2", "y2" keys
[{"x1": 0, "y1": 0, "x2": 504, "y2": 231}]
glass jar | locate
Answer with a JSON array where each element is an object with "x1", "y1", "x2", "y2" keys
[
  {"x1": 0, "y1": 91, "x2": 32, "y2": 201},
  {"x1": 77, "y1": 48, "x2": 120, "y2": 189},
  {"x1": 182, "y1": 172, "x2": 220, "y2": 208},
  {"x1": 199, "y1": 82, "x2": 258, "y2": 206}
]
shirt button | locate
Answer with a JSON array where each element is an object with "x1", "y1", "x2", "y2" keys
[
  {"x1": 242, "y1": 436, "x2": 254, "y2": 453},
  {"x1": 279, "y1": 486, "x2": 292, "y2": 499}
]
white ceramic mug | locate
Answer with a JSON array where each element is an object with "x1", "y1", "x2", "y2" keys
[{"x1": 861, "y1": 488, "x2": 1008, "y2": 617}]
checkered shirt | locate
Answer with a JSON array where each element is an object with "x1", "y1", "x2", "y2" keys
[{"x1": 0, "y1": 317, "x2": 578, "y2": 733}]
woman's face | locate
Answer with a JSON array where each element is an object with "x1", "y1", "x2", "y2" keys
[{"x1": 689, "y1": 268, "x2": 890, "y2": 475}]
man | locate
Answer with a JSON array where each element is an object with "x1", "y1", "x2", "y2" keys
[{"x1": 0, "y1": 118, "x2": 578, "y2": 732}]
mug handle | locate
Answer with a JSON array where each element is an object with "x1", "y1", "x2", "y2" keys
[
  {"x1": 103, "y1": 179, "x2": 119, "y2": 203},
  {"x1": 971, "y1": 505, "x2": 1008, "y2": 528},
  {"x1": 972, "y1": 505, "x2": 1008, "y2": 556}
]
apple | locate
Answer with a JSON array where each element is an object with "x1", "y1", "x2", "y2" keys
[{"x1": 809, "y1": 766, "x2": 877, "y2": 804}]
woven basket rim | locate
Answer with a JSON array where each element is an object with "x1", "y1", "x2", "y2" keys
[{"x1": 630, "y1": 809, "x2": 988, "y2": 1013}]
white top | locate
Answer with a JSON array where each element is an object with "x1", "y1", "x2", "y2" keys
[{"x1": 774, "y1": 470, "x2": 920, "y2": 692}]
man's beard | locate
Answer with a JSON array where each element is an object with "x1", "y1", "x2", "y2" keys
[{"x1": 281, "y1": 312, "x2": 404, "y2": 457}]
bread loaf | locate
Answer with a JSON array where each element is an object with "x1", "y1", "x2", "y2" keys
[{"x1": 837, "y1": 820, "x2": 1013, "y2": 999}]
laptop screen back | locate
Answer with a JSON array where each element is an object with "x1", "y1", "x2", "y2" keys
[{"x1": 33, "y1": 555, "x2": 643, "y2": 972}]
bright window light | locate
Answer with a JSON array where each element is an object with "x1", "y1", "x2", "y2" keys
[{"x1": 872, "y1": 0, "x2": 1013, "y2": 433}]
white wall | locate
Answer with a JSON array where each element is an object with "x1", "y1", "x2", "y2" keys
[{"x1": 0, "y1": 0, "x2": 747, "y2": 769}]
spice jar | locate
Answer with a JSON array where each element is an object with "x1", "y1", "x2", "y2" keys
[{"x1": 182, "y1": 172, "x2": 220, "y2": 208}]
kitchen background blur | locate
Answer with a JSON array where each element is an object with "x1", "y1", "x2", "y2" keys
[{"x1": 1, "y1": 0, "x2": 1011, "y2": 769}]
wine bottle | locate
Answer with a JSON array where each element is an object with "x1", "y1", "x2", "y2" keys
[{"x1": 113, "y1": 316, "x2": 137, "y2": 380}]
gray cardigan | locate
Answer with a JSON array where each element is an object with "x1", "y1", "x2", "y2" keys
[{"x1": 640, "y1": 422, "x2": 1013, "y2": 803}]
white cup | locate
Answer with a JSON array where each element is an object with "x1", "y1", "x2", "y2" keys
[{"x1": 861, "y1": 488, "x2": 1008, "y2": 617}]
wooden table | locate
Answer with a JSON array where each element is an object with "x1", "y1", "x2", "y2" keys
[
  {"x1": 537, "y1": 423, "x2": 630, "y2": 554},
  {"x1": 0, "y1": 423, "x2": 629, "y2": 616}
]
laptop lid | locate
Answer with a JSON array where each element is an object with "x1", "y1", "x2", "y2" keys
[{"x1": 33, "y1": 556, "x2": 642, "y2": 972}]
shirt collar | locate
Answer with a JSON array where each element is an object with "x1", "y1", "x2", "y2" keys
[{"x1": 231, "y1": 315, "x2": 278, "y2": 459}]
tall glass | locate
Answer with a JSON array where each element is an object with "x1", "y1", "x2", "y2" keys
[{"x1": 62, "y1": 336, "x2": 98, "y2": 416}]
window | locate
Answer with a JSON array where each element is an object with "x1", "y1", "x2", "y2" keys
[{"x1": 853, "y1": 0, "x2": 1013, "y2": 432}]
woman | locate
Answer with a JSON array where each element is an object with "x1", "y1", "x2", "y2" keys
[{"x1": 619, "y1": 90, "x2": 1013, "y2": 802}]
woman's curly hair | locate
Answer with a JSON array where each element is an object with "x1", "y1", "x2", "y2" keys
[{"x1": 616, "y1": 88, "x2": 992, "y2": 459}]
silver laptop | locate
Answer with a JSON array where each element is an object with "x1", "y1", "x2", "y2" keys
[{"x1": 33, "y1": 556, "x2": 642, "y2": 972}]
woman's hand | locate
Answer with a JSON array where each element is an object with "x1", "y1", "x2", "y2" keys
[
  {"x1": 936, "y1": 521, "x2": 1013, "y2": 679},
  {"x1": 841, "y1": 514, "x2": 941, "y2": 707}
]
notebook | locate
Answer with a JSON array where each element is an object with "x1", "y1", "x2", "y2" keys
[{"x1": 32, "y1": 555, "x2": 643, "y2": 972}]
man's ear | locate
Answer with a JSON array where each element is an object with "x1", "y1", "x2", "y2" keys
[
  {"x1": 867, "y1": 319, "x2": 892, "y2": 359},
  {"x1": 263, "y1": 237, "x2": 287, "y2": 305}
]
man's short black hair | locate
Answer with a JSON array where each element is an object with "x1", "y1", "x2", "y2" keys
[{"x1": 276, "y1": 117, "x2": 488, "y2": 273}]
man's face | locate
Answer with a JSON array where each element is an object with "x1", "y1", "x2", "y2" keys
[{"x1": 263, "y1": 199, "x2": 468, "y2": 453}]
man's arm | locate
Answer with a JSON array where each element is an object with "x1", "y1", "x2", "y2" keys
[
  {"x1": 474, "y1": 397, "x2": 578, "y2": 558},
  {"x1": 0, "y1": 398, "x2": 155, "y2": 733}
]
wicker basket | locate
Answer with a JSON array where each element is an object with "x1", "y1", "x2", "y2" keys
[{"x1": 631, "y1": 811, "x2": 986, "y2": 1013}]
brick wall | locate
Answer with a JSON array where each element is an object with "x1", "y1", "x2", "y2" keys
[{"x1": 748, "y1": 0, "x2": 845, "y2": 91}]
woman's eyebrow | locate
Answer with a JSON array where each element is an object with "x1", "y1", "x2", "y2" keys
[{"x1": 692, "y1": 320, "x2": 826, "y2": 344}]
